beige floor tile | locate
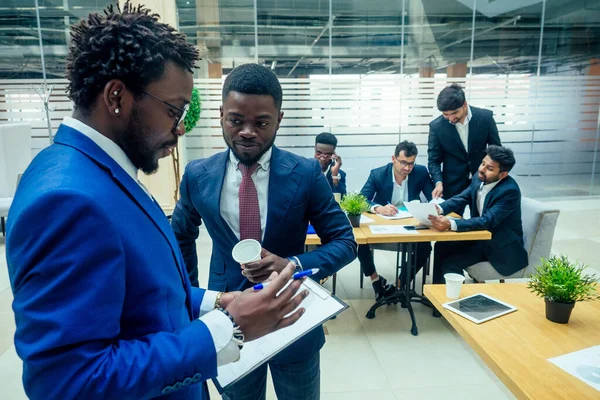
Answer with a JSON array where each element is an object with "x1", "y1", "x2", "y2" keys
[
  {"x1": 551, "y1": 239, "x2": 600, "y2": 272},
  {"x1": 0, "y1": 313, "x2": 16, "y2": 356},
  {"x1": 393, "y1": 383, "x2": 514, "y2": 400},
  {"x1": 322, "y1": 390, "x2": 396, "y2": 400},
  {"x1": 0, "y1": 346, "x2": 27, "y2": 400}
]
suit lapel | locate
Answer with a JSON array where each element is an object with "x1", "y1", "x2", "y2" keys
[
  {"x1": 196, "y1": 150, "x2": 239, "y2": 244},
  {"x1": 381, "y1": 164, "x2": 394, "y2": 202},
  {"x1": 263, "y1": 146, "x2": 303, "y2": 248},
  {"x1": 53, "y1": 124, "x2": 194, "y2": 318},
  {"x1": 467, "y1": 107, "x2": 479, "y2": 155}
]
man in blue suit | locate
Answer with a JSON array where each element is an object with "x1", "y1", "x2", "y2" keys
[
  {"x1": 171, "y1": 63, "x2": 357, "y2": 400},
  {"x1": 358, "y1": 141, "x2": 434, "y2": 299},
  {"x1": 314, "y1": 132, "x2": 347, "y2": 197},
  {"x1": 5, "y1": 4, "x2": 307, "y2": 399},
  {"x1": 428, "y1": 145, "x2": 528, "y2": 287}
]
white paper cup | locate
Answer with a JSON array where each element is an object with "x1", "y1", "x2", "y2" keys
[
  {"x1": 333, "y1": 192, "x2": 342, "y2": 203},
  {"x1": 444, "y1": 273, "x2": 465, "y2": 299},
  {"x1": 232, "y1": 239, "x2": 262, "y2": 264}
]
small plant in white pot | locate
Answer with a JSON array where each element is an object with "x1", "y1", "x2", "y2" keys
[{"x1": 527, "y1": 255, "x2": 600, "y2": 324}]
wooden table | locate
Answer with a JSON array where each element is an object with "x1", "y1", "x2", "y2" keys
[
  {"x1": 356, "y1": 212, "x2": 491, "y2": 335},
  {"x1": 358, "y1": 212, "x2": 491, "y2": 243},
  {"x1": 424, "y1": 283, "x2": 600, "y2": 400},
  {"x1": 305, "y1": 227, "x2": 367, "y2": 246}
]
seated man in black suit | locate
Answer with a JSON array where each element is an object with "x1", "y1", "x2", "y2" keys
[
  {"x1": 359, "y1": 141, "x2": 434, "y2": 300},
  {"x1": 428, "y1": 145, "x2": 528, "y2": 292},
  {"x1": 315, "y1": 132, "x2": 346, "y2": 197},
  {"x1": 428, "y1": 84, "x2": 501, "y2": 205}
]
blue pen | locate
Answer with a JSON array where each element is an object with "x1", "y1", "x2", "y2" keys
[{"x1": 253, "y1": 268, "x2": 320, "y2": 290}]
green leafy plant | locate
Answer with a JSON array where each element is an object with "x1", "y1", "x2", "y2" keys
[
  {"x1": 527, "y1": 255, "x2": 600, "y2": 303},
  {"x1": 184, "y1": 87, "x2": 201, "y2": 133},
  {"x1": 339, "y1": 192, "x2": 369, "y2": 216}
]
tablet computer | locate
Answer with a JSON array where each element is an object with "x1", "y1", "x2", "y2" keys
[{"x1": 442, "y1": 293, "x2": 517, "y2": 324}]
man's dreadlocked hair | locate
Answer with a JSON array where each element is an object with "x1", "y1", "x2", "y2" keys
[{"x1": 67, "y1": 1, "x2": 200, "y2": 111}]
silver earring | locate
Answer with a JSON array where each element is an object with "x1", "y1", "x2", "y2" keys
[
  {"x1": 113, "y1": 91, "x2": 119, "y2": 96},
  {"x1": 115, "y1": 108, "x2": 120, "y2": 114}
]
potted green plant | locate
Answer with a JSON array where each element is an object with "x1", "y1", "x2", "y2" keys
[
  {"x1": 527, "y1": 255, "x2": 600, "y2": 324},
  {"x1": 339, "y1": 192, "x2": 369, "y2": 227}
]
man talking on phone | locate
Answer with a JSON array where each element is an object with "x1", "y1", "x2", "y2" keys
[
  {"x1": 314, "y1": 132, "x2": 346, "y2": 197},
  {"x1": 358, "y1": 141, "x2": 434, "y2": 299}
]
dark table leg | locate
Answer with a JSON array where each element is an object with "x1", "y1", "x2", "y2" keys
[{"x1": 365, "y1": 242, "x2": 434, "y2": 336}]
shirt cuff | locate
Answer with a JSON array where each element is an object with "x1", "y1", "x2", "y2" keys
[
  {"x1": 370, "y1": 205, "x2": 380, "y2": 213},
  {"x1": 199, "y1": 310, "x2": 240, "y2": 366},
  {"x1": 450, "y1": 219, "x2": 458, "y2": 231},
  {"x1": 199, "y1": 290, "x2": 219, "y2": 317}
]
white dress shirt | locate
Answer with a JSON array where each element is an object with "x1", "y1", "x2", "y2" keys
[
  {"x1": 61, "y1": 117, "x2": 239, "y2": 365},
  {"x1": 220, "y1": 148, "x2": 271, "y2": 241},
  {"x1": 455, "y1": 105, "x2": 472, "y2": 153},
  {"x1": 442, "y1": 178, "x2": 501, "y2": 231},
  {"x1": 370, "y1": 169, "x2": 409, "y2": 213}
]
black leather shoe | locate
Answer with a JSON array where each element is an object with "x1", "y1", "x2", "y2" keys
[
  {"x1": 372, "y1": 276, "x2": 388, "y2": 301},
  {"x1": 432, "y1": 309, "x2": 442, "y2": 318}
]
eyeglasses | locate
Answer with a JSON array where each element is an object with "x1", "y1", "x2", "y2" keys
[
  {"x1": 142, "y1": 91, "x2": 189, "y2": 133},
  {"x1": 395, "y1": 158, "x2": 415, "y2": 168},
  {"x1": 315, "y1": 150, "x2": 334, "y2": 159}
]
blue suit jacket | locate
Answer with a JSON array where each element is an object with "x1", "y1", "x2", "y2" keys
[
  {"x1": 360, "y1": 163, "x2": 434, "y2": 207},
  {"x1": 171, "y1": 146, "x2": 357, "y2": 363},
  {"x1": 6, "y1": 124, "x2": 216, "y2": 400},
  {"x1": 442, "y1": 175, "x2": 529, "y2": 276},
  {"x1": 324, "y1": 168, "x2": 347, "y2": 197}
]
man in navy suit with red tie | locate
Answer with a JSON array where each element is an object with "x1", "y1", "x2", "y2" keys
[{"x1": 171, "y1": 64, "x2": 357, "y2": 400}]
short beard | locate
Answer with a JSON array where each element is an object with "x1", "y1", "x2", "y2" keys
[
  {"x1": 120, "y1": 106, "x2": 160, "y2": 175},
  {"x1": 225, "y1": 131, "x2": 277, "y2": 166}
]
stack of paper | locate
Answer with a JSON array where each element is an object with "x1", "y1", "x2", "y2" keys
[{"x1": 369, "y1": 225, "x2": 418, "y2": 235}]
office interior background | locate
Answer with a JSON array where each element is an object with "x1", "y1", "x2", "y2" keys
[
  {"x1": 1, "y1": 0, "x2": 600, "y2": 399},
  {"x1": 1, "y1": 0, "x2": 599, "y2": 199}
]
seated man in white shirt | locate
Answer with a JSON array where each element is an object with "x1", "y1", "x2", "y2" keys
[
  {"x1": 428, "y1": 146, "x2": 528, "y2": 315},
  {"x1": 358, "y1": 141, "x2": 434, "y2": 300}
]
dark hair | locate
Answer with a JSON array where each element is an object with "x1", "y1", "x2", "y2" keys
[
  {"x1": 395, "y1": 141, "x2": 418, "y2": 158},
  {"x1": 486, "y1": 145, "x2": 516, "y2": 172},
  {"x1": 66, "y1": 1, "x2": 199, "y2": 111},
  {"x1": 437, "y1": 84, "x2": 466, "y2": 112},
  {"x1": 222, "y1": 64, "x2": 283, "y2": 110},
  {"x1": 315, "y1": 132, "x2": 337, "y2": 148}
]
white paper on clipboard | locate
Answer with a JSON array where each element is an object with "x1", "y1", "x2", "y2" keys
[
  {"x1": 404, "y1": 202, "x2": 438, "y2": 226},
  {"x1": 213, "y1": 279, "x2": 347, "y2": 391}
]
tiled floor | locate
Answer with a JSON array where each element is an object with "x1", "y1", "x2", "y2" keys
[{"x1": 1, "y1": 197, "x2": 599, "y2": 399}]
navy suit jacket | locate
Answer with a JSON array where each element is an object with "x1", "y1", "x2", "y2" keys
[
  {"x1": 360, "y1": 163, "x2": 434, "y2": 207},
  {"x1": 6, "y1": 124, "x2": 216, "y2": 400},
  {"x1": 324, "y1": 168, "x2": 347, "y2": 197},
  {"x1": 428, "y1": 106, "x2": 501, "y2": 199},
  {"x1": 442, "y1": 175, "x2": 529, "y2": 276},
  {"x1": 171, "y1": 146, "x2": 357, "y2": 363}
]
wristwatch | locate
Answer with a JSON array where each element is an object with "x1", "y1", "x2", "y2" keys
[
  {"x1": 287, "y1": 256, "x2": 303, "y2": 273},
  {"x1": 332, "y1": 175, "x2": 340, "y2": 180}
]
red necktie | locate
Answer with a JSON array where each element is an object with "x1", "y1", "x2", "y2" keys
[{"x1": 238, "y1": 163, "x2": 261, "y2": 242}]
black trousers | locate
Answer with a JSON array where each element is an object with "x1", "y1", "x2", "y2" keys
[
  {"x1": 358, "y1": 242, "x2": 431, "y2": 280},
  {"x1": 432, "y1": 240, "x2": 487, "y2": 284}
]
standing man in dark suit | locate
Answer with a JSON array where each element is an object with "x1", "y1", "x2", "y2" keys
[
  {"x1": 5, "y1": 4, "x2": 307, "y2": 400},
  {"x1": 171, "y1": 63, "x2": 357, "y2": 400},
  {"x1": 428, "y1": 145, "x2": 528, "y2": 288},
  {"x1": 314, "y1": 132, "x2": 346, "y2": 197},
  {"x1": 358, "y1": 141, "x2": 434, "y2": 299},
  {"x1": 428, "y1": 84, "x2": 501, "y2": 203}
]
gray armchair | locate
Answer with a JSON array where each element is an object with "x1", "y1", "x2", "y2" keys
[{"x1": 465, "y1": 197, "x2": 560, "y2": 282}]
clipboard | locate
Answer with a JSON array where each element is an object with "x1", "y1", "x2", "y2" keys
[{"x1": 213, "y1": 279, "x2": 348, "y2": 392}]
